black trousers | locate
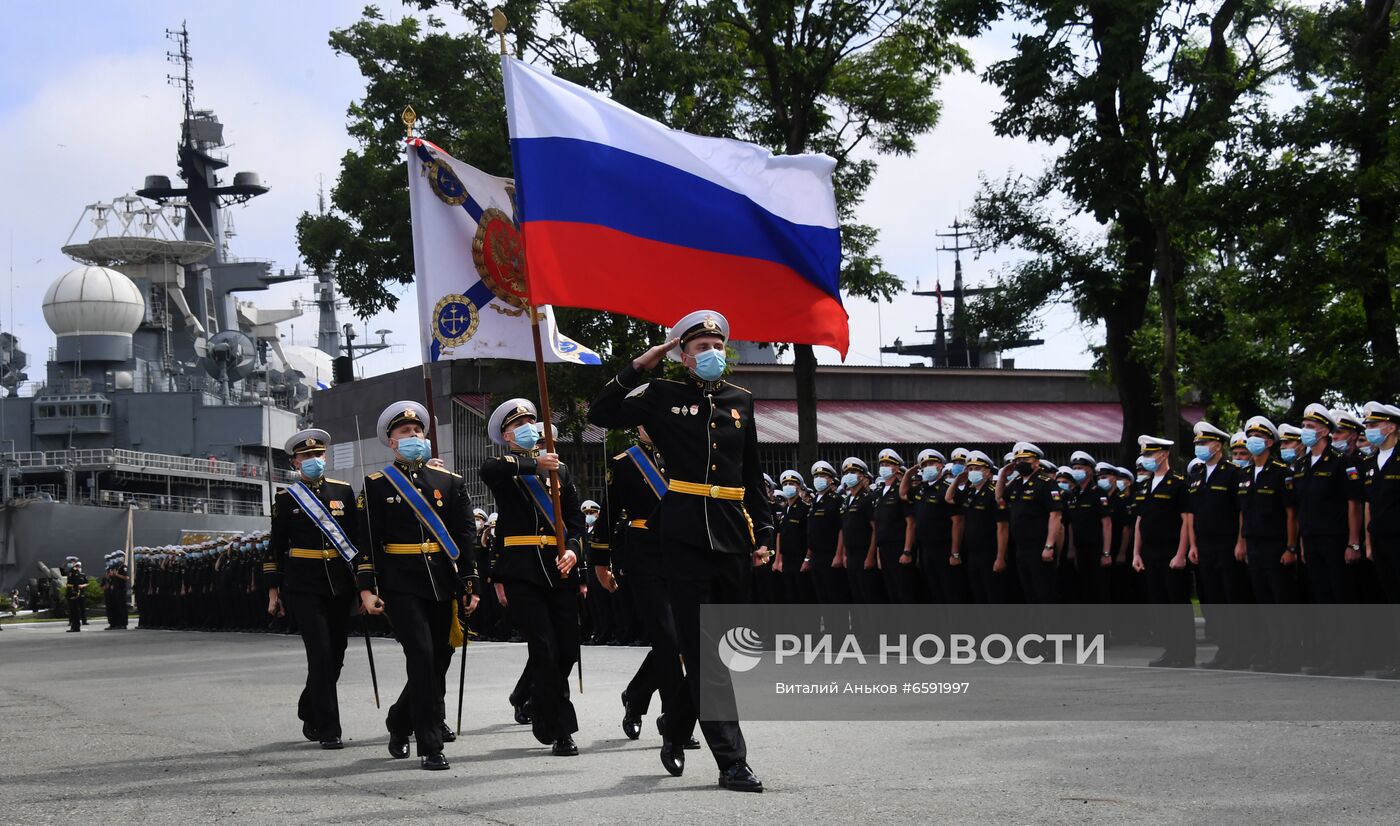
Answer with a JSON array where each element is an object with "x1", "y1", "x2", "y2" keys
[
  {"x1": 384, "y1": 590, "x2": 453, "y2": 756},
  {"x1": 624, "y1": 570, "x2": 689, "y2": 721},
  {"x1": 505, "y1": 580, "x2": 579, "y2": 745},
  {"x1": 1301, "y1": 534, "x2": 1358, "y2": 667},
  {"x1": 1245, "y1": 538, "x2": 1300, "y2": 668},
  {"x1": 284, "y1": 590, "x2": 354, "y2": 738},
  {"x1": 1195, "y1": 542, "x2": 1252, "y2": 664},
  {"x1": 964, "y1": 547, "x2": 1008, "y2": 604},
  {"x1": 665, "y1": 545, "x2": 749, "y2": 771},
  {"x1": 779, "y1": 554, "x2": 816, "y2": 604},
  {"x1": 1366, "y1": 532, "x2": 1400, "y2": 665},
  {"x1": 877, "y1": 545, "x2": 919, "y2": 603},
  {"x1": 1015, "y1": 546, "x2": 1059, "y2": 604},
  {"x1": 921, "y1": 544, "x2": 971, "y2": 603},
  {"x1": 585, "y1": 565, "x2": 614, "y2": 642},
  {"x1": 808, "y1": 552, "x2": 851, "y2": 604},
  {"x1": 68, "y1": 597, "x2": 82, "y2": 631},
  {"x1": 1141, "y1": 545, "x2": 1196, "y2": 662},
  {"x1": 1071, "y1": 547, "x2": 1110, "y2": 604}
]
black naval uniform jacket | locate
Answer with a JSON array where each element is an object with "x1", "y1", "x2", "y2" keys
[
  {"x1": 910, "y1": 478, "x2": 955, "y2": 555},
  {"x1": 479, "y1": 449, "x2": 586, "y2": 590},
  {"x1": 1134, "y1": 472, "x2": 1190, "y2": 554},
  {"x1": 588, "y1": 366, "x2": 775, "y2": 557},
  {"x1": 1238, "y1": 460, "x2": 1296, "y2": 545},
  {"x1": 1005, "y1": 470, "x2": 1065, "y2": 553},
  {"x1": 1293, "y1": 448, "x2": 1363, "y2": 540},
  {"x1": 354, "y1": 460, "x2": 480, "y2": 602},
  {"x1": 1363, "y1": 448, "x2": 1400, "y2": 542},
  {"x1": 777, "y1": 497, "x2": 809, "y2": 565},
  {"x1": 606, "y1": 445, "x2": 667, "y2": 574},
  {"x1": 806, "y1": 489, "x2": 843, "y2": 559},
  {"x1": 1187, "y1": 461, "x2": 1242, "y2": 554},
  {"x1": 266, "y1": 477, "x2": 359, "y2": 597}
]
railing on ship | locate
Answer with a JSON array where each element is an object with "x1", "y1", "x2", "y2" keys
[
  {"x1": 90, "y1": 490, "x2": 265, "y2": 516},
  {"x1": 2, "y1": 448, "x2": 298, "y2": 484}
]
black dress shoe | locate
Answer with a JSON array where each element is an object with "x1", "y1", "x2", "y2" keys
[
  {"x1": 660, "y1": 741, "x2": 685, "y2": 776},
  {"x1": 320, "y1": 737, "x2": 344, "y2": 750},
  {"x1": 514, "y1": 701, "x2": 532, "y2": 725},
  {"x1": 302, "y1": 722, "x2": 320, "y2": 742},
  {"x1": 718, "y1": 762, "x2": 764, "y2": 792},
  {"x1": 552, "y1": 736, "x2": 579, "y2": 756},
  {"x1": 441, "y1": 723, "x2": 456, "y2": 743},
  {"x1": 621, "y1": 692, "x2": 642, "y2": 740},
  {"x1": 1328, "y1": 664, "x2": 1365, "y2": 677},
  {"x1": 388, "y1": 732, "x2": 410, "y2": 759},
  {"x1": 1199, "y1": 657, "x2": 1226, "y2": 670},
  {"x1": 421, "y1": 753, "x2": 450, "y2": 771},
  {"x1": 684, "y1": 736, "x2": 701, "y2": 750},
  {"x1": 1148, "y1": 654, "x2": 1185, "y2": 668}
]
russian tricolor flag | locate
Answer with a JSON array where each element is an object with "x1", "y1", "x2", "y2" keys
[{"x1": 502, "y1": 57, "x2": 849, "y2": 357}]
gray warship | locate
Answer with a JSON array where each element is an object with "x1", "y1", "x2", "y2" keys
[{"x1": 0, "y1": 25, "x2": 375, "y2": 594}]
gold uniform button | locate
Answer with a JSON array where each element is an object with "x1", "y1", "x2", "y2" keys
[
  {"x1": 712, "y1": 442, "x2": 718, "y2": 448},
  {"x1": 711, "y1": 464, "x2": 718, "y2": 470},
  {"x1": 710, "y1": 422, "x2": 716, "y2": 429}
]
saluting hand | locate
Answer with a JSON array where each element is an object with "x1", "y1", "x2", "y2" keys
[{"x1": 633, "y1": 338, "x2": 682, "y2": 372}]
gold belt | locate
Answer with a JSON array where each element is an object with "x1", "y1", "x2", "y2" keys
[
  {"x1": 503, "y1": 535, "x2": 559, "y2": 547},
  {"x1": 668, "y1": 480, "x2": 745, "y2": 501},
  {"x1": 385, "y1": 542, "x2": 441, "y2": 555},
  {"x1": 289, "y1": 547, "x2": 339, "y2": 560},
  {"x1": 629, "y1": 519, "x2": 649, "y2": 529}
]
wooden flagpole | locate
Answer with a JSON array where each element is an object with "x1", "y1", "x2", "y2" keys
[{"x1": 496, "y1": 8, "x2": 581, "y2": 692}]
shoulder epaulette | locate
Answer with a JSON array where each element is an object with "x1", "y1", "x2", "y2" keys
[
  {"x1": 325, "y1": 478, "x2": 350, "y2": 486},
  {"x1": 368, "y1": 471, "x2": 385, "y2": 480},
  {"x1": 424, "y1": 464, "x2": 462, "y2": 478},
  {"x1": 613, "y1": 452, "x2": 630, "y2": 461},
  {"x1": 724, "y1": 381, "x2": 752, "y2": 394}
]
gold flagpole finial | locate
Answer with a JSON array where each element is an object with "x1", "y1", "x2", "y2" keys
[
  {"x1": 402, "y1": 105, "x2": 417, "y2": 138},
  {"x1": 492, "y1": 8, "x2": 509, "y2": 56}
]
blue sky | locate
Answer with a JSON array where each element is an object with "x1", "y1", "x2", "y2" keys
[{"x1": 0, "y1": 1, "x2": 1096, "y2": 382}]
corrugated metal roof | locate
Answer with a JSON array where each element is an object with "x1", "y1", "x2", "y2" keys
[{"x1": 754, "y1": 400, "x2": 1204, "y2": 445}]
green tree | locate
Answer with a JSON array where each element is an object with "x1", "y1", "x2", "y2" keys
[
  {"x1": 303, "y1": 0, "x2": 968, "y2": 476},
  {"x1": 946, "y1": 0, "x2": 1294, "y2": 453}
]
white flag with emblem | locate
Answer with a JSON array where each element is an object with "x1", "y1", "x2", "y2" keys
[{"x1": 406, "y1": 138, "x2": 600, "y2": 364}]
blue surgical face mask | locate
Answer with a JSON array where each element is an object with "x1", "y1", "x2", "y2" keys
[
  {"x1": 842, "y1": 473, "x2": 859, "y2": 489},
  {"x1": 1365, "y1": 427, "x2": 1386, "y2": 447},
  {"x1": 1071, "y1": 469, "x2": 1088, "y2": 483},
  {"x1": 1299, "y1": 428, "x2": 1320, "y2": 448},
  {"x1": 691, "y1": 348, "x2": 727, "y2": 381},
  {"x1": 1281, "y1": 447, "x2": 1297, "y2": 462},
  {"x1": 1058, "y1": 481, "x2": 1072, "y2": 493},
  {"x1": 1233, "y1": 457, "x2": 1251, "y2": 469},
  {"x1": 921, "y1": 467, "x2": 939, "y2": 483},
  {"x1": 782, "y1": 484, "x2": 798, "y2": 499},
  {"x1": 299, "y1": 456, "x2": 325, "y2": 480},
  {"x1": 1116, "y1": 479, "x2": 1129, "y2": 491},
  {"x1": 878, "y1": 466, "x2": 894, "y2": 481},
  {"x1": 585, "y1": 513, "x2": 598, "y2": 526},
  {"x1": 813, "y1": 476, "x2": 830, "y2": 492},
  {"x1": 1097, "y1": 477, "x2": 1112, "y2": 491},
  {"x1": 396, "y1": 436, "x2": 431, "y2": 462},
  {"x1": 1194, "y1": 444, "x2": 1213, "y2": 462},
  {"x1": 1360, "y1": 445, "x2": 1375, "y2": 457},
  {"x1": 1136, "y1": 472, "x2": 1150, "y2": 484},
  {"x1": 1141, "y1": 457, "x2": 1159, "y2": 473},
  {"x1": 1333, "y1": 435, "x2": 1351, "y2": 452},
  {"x1": 1246, "y1": 436, "x2": 1269, "y2": 456},
  {"x1": 948, "y1": 462, "x2": 966, "y2": 477},
  {"x1": 967, "y1": 469, "x2": 986, "y2": 485},
  {"x1": 513, "y1": 422, "x2": 541, "y2": 451}
]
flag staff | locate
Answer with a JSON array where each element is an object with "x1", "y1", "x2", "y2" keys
[{"x1": 495, "y1": 7, "x2": 581, "y2": 692}]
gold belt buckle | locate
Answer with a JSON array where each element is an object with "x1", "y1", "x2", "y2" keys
[
  {"x1": 709, "y1": 485, "x2": 720, "y2": 498},
  {"x1": 420, "y1": 541, "x2": 432, "y2": 553}
]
